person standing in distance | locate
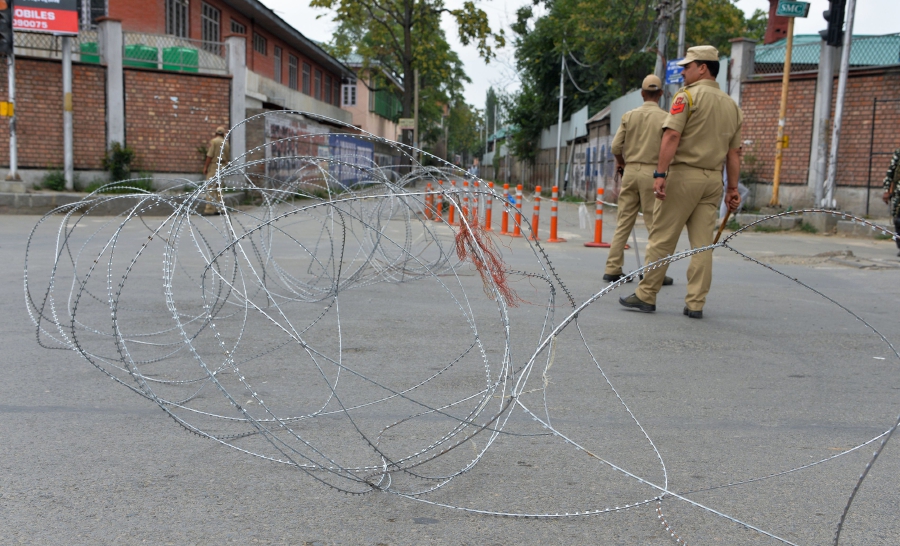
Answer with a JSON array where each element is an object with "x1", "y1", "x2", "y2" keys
[
  {"x1": 619, "y1": 45, "x2": 742, "y2": 319},
  {"x1": 882, "y1": 148, "x2": 900, "y2": 256},
  {"x1": 202, "y1": 126, "x2": 231, "y2": 215},
  {"x1": 603, "y1": 74, "x2": 673, "y2": 287}
]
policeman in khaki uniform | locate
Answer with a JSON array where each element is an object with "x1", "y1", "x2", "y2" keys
[
  {"x1": 620, "y1": 45, "x2": 743, "y2": 319},
  {"x1": 202, "y1": 126, "x2": 230, "y2": 215},
  {"x1": 603, "y1": 74, "x2": 672, "y2": 287}
]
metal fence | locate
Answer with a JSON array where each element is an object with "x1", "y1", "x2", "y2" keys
[
  {"x1": 754, "y1": 33, "x2": 900, "y2": 76},
  {"x1": 122, "y1": 32, "x2": 228, "y2": 75},
  {"x1": 10, "y1": 30, "x2": 228, "y2": 75},
  {"x1": 12, "y1": 30, "x2": 98, "y2": 61}
]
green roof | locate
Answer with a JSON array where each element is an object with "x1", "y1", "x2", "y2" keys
[{"x1": 755, "y1": 34, "x2": 900, "y2": 67}]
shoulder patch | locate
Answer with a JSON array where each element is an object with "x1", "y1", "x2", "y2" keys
[{"x1": 670, "y1": 95, "x2": 686, "y2": 115}]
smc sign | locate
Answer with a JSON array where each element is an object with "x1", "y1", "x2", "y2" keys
[{"x1": 13, "y1": 0, "x2": 78, "y2": 34}]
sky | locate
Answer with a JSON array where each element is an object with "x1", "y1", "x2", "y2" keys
[{"x1": 260, "y1": 0, "x2": 898, "y2": 110}]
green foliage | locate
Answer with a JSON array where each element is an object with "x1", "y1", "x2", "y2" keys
[
  {"x1": 726, "y1": 217, "x2": 741, "y2": 231},
  {"x1": 102, "y1": 142, "x2": 136, "y2": 182},
  {"x1": 754, "y1": 224, "x2": 783, "y2": 232},
  {"x1": 40, "y1": 169, "x2": 83, "y2": 191},
  {"x1": 744, "y1": 8, "x2": 768, "y2": 43},
  {"x1": 446, "y1": 100, "x2": 483, "y2": 162},
  {"x1": 506, "y1": 0, "x2": 760, "y2": 162},
  {"x1": 41, "y1": 169, "x2": 67, "y2": 191},
  {"x1": 799, "y1": 222, "x2": 818, "y2": 234},
  {"x1": 313, "y1": 0, "x2": 504, "y2": 128}
]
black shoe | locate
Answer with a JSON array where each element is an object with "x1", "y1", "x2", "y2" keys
[
  {"x1": 603, "y1": 273, "x2": 633, "y2": 283},
  {"x1": 683, "y1": 306, "x2": 702, "y2": 319},
  {"x1": 619, "y1": 293, "x2": 655, "y2": 313},
  {"x1": 662, "y1": 276, "x2": 674, "y2": 286}
]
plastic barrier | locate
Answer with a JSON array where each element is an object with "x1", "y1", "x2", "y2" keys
[
  {"x1": 510, "y1": 184, "x2": 523, "y2": 238},
  {"x1": 529, "y1": 186, "x2": 542, "y2": 241},
  {"x1": 546, "y1": 186, "x2": 566, "y2": 243},
  {"x1": 483, "y1": 182, "x2": 493, "y2": 231},
  {"x1": 584, "y1": 187, "x2": 611, "y2": 248}
]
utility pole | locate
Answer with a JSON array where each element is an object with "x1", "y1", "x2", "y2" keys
[
  {"x1": 812, "y1": 43, "x2": 835, "y2": 206},
  {"x1": 677, "y1": 0, "x2": 687, "y2": 58},
  {"x1": 769, "y1": 16, "x2": 795, "y2": 207},
  {"x1": 63, "y1": 36, "x2": 74, "y2": 190},
  {"x1": 824, "y1": 0, "x2": 856, "y2": 209},
  {"x1": 413, "y1": 68, "x2": 420, "y2": 163},
  {"x1": 553, "y1": 53, "x2": 565, "y2": 192},
  {"x1": 654, "y1": 0, "x2": 671, "y2": 79},
  {"x1": 6, "y1": 54, "x2": 16, "y2": 181}
]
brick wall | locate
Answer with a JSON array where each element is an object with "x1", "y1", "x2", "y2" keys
[
  {"x1": 124, "y1": 68, "x2": 231, "y2": 173},
  {"x1": 109, "y1": 0, "x2": 344, "y2": 107},
  {"x1": 0, "y1": 58, "x2": 107, "y2": 170},
  {"x1": 740, "y1": 67, "x2": 900, "y2": 187}
]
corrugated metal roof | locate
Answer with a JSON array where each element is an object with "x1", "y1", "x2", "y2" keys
[{"x1": 755, "y1": 34, "x2": 900, "y2": 67}]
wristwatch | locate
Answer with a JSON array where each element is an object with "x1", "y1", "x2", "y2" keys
[{"x1": 653, "y1": 170, "x2": 667, "y2": 179}]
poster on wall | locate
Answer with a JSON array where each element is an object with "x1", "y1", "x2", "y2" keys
[
  {"x1": 328, "y1": 134, "x2": 374, "y2": 187},
  {"x1": 13, "y1": 0, "x2": 79, "y2": 35},
  {"x1": 264, "y1": 113, "x2": 332, "y2": 185}
]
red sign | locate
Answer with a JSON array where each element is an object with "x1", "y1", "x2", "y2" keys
[{"x1": 13, "y1": 0, "x2": 79, "y2": 35}]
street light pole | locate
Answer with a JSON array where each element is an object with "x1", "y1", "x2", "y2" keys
[
  {"x1": 553, "y1": 53, "x2": 565, "y2": 192},
  {"x1": 824, "y1": 0, "x2": 856, "y2": 209}
]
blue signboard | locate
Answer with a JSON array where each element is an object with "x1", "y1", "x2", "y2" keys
[{"x1": 666, "y1": 59, "x2": 684, "y2": 85}]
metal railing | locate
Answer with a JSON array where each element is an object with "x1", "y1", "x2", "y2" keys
[
  {"x1": 12, "y1": 30, "x2": 98, "y2": 61},
  {"x1": 753, "y1": 33, "x2": 900, "y2": 76},
  {"x1": 122, "y1": 32, "x2": 228, "y2": 75}
]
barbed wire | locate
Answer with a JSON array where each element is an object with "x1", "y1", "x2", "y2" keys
[{"x1": 23, "y1": 111, "x2": 900, "y2": 545}]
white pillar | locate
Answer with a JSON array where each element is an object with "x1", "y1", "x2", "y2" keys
[
  {"x1": 808, "y1": 40, "x2": 837, "y2": 200},
  {"x1": 62, "y1": 36, "x2": 74, "y2": 190},
  {"x1": 225, "y1": 35, "x2": 246, "y2": 164},
  {"x1": 98, "y1": 18, "x2": 124, "y2": 148},
  {"x1": 728, "y1": 37, "x2": 756, "y2": 106},
  {"x1": 6, "y1": 54, "x2": 18, "y2": 181}
]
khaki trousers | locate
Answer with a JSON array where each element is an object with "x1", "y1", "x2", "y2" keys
[
  {"x1": 635, "y1": 165, "x2": 722, "y2": 310},
  {"x1": 604, "y1": 163, "x2": 656, "y2": 276}
]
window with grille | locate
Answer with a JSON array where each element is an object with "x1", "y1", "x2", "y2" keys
[
  {"x1": 333, "y1": 81, "x2": 341, "y2": 105},
  {"x1": 166, "y1": 0, "x2": 189, "y2": 38},
  {"x1": 325, "y1": 76, "x2": 332, "y2": 106},
  {"x1": 78, "y1": 0, "x2": 107, "y2": 30},
  {"x1": 201, "y1": 3, "x2": 221, "y2": 53},
  {"x1": 253, "y1": 33, "x2": 267, "y2": 55},
  {"x1": 302, "y1": 63, "x2": 311, "y2": 95},
  {"x1": 341, "y1": 83, "x2": 356, "y2": 107},
  {"x1": 314, "y1": 69, "x2": 322, "y2": 100},
  {"x1": 274, "y1": 46, "x2": 282, "y2": 84},
  {"x1": 231, "y1": 19, "x2": 245, "y2": 35},
  {"x1": 289, "y1": 55, "x2": 298, "y2": 90}
]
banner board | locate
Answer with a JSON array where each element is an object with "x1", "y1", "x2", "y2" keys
[{"x1": 13, "y1": 0, "x2": 79, "y2": 35}]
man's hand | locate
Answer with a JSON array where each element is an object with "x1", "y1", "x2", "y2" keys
[
  {"x1": 725, "y1": 186, "x2": 741, "y2": 212},
  {"x1": 653, "y1": 178, "x2": 667, "y2": 200},
  {"x1": 884, "y1": 190, "x2": 892, "y2": 204}
]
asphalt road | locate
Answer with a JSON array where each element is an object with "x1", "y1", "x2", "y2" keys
[{"x1": 2, "y1": 203, "x2": 899, "y2": 546}]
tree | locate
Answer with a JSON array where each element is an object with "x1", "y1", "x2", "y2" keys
[
  {"x1": 743, "y1": 8, "x2": 768, "y2": 43},
  {"x1": 311, "y1": 0, "x2": 505, "y2": 123},
  {"x1": 485, "y1": 87, "x2": 499, "y2": 135},
  {"x1": 505, "y1": 0, "x2": 761, "y2": 162},
  {"x1": 446, "y1": 101, "x2": 483, "y2": 163}
]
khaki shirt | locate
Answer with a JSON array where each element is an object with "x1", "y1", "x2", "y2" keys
[
  {"x1": 207, "y1": 135, "x2": 231, "y2": 162},
  {"x1": 611, "y1": 100, "x2": 668, "y2": 164},
  {"x1": 663, "y1": 79, "x2": 742, "y2": 170}
]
